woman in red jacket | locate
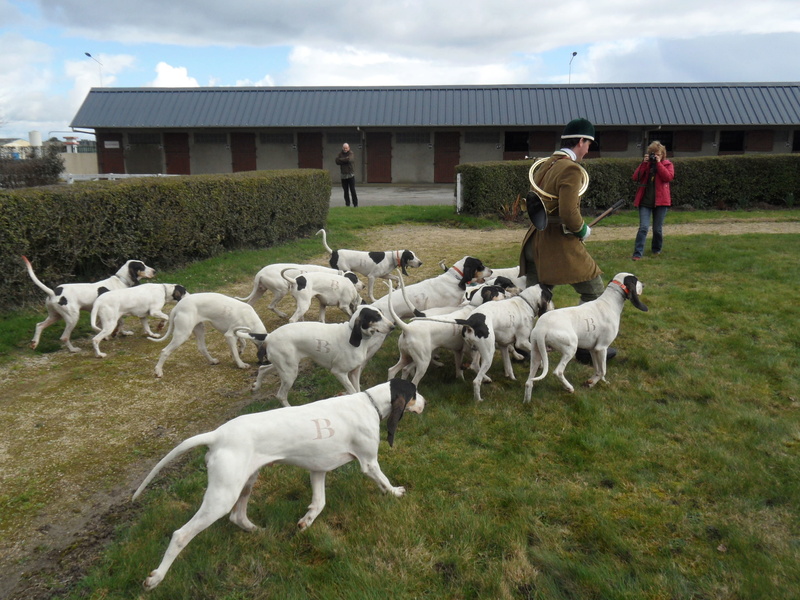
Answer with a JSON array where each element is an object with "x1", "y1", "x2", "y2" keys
[{"x1": 631, "y1": 141, "x2": 674, "y2": 260}]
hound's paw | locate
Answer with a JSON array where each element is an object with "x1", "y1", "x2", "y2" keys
[
  {"x1": 209, "y1": 358, "x2": 220, "y2": 365},
  {"x1": 230, "y1": 514, "x2": 260, "y2": 532},
  {"x1": 297, "y1": 515, "x2": 316, "y2": 530},
  {"x1": 143, "y1": 570, "x2": 164, "y2": 590},
  {"x1": 390, "y1": 486, "x2": 406, "y2": 497}
]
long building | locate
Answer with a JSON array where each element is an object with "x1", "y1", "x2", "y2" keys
[{"x1": 70, "y1": 83, "x2": 800, "y2": 183}]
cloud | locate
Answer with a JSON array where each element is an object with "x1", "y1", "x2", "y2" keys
[{"x1": 147, "y1": 62, "x2": 200, "y2": 87}]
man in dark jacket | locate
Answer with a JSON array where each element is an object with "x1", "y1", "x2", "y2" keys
[{"x1": 335, "y1": 143, "x2": 359, "y2": 207}]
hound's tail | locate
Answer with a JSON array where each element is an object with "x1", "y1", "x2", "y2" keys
[
  {"x1": 384, "y1": 279, "x2": 410, "y2": 333},
  {"x1": 530, "y1": 330, "x2": 550, "y2": 382},
  {"x1": 21, "y1": 256, "x2": 56, "y2": 298},
  {"x1": 280, "y1": 267, "x2": 298, "y2": 289},
  {"x1": 132, "y1": 431, "x2": 218, "y2": 500},
  {"x1": 316, "y1": 229, "x2": 333, "y2": 254},
  {"x1": 89, "y1": 301, "x2": 101, "y2": 332},
  {"x1": 147, "y1": 311, "x2": 175, "y2": 342}
]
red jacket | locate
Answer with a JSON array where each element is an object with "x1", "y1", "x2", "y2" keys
[{"x1": 632, "y1": 159, "x2": 674, "y2": 207}]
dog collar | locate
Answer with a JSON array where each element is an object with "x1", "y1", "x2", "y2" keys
[
  {"x1": 610, "y1": 279, "x2": 629, "y2": 295},
  {"x1": 449, "y1": 265, "x2": 465, "y2": 280},
  {"x1": 364, "y1": 390, "x2": 383, "y2": 418},
  {"x1": 395, "y1": 251, "x2": 402, "y2": 267}
]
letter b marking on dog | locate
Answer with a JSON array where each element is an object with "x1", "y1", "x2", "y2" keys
[{"x1": 312, "y1": 418, "x2": 335, "y2": 440}]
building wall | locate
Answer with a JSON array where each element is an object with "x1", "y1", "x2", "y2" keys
[
  {"x1": 393, "y1": 137, "x2": 432, "y2": 183},
  {"x1": 191, "y1": 138, "x2": 232, "y2": 174},
  {"x1": 101, "y1": 126, "x2": 798, "y2": 183},
  {"x1": 257, "y1": 141, "x2": 298, "y2": 171},
  {"x1": 61, "y1": 152, "x2": 99, "y2": 175}
]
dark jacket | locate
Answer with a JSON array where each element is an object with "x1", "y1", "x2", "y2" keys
[{"x1": 335, "y1": 150, "x2": 356, "y2": 177}]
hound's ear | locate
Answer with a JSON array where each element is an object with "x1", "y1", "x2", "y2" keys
[
  {"x1": 623, "y1": 275, "x2": 648, "y2": 312},
  {"x1": 128, "y1": 261, "x2": 146, "y2": 285},
  {"x1": 348, "y1": 314, "x2": 364, "y2": 347},
  {"x1": 386, "y1": 379, "x2": 417, "y2": 447},
  {"x1": 173, "y1": 285, "x2": 188, "y2": 301},
  {"x1": 458, "y1": 271, "x2": 471, "y2": 290},
  {"x1": 540, "y1": 284, "x2": 553, "y2": 305}
]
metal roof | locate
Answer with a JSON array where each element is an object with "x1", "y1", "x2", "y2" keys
[{"x1": 70, "y1": 83, "x2": 800, "y2": 130}]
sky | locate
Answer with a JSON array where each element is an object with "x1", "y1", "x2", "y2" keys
[{"x1": 1, "y1": 0, "x2": 800, "y2": 141}]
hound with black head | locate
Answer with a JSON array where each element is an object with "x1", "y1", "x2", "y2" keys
[
  {"x1": 317, "y1": 228, "x2": 423, "y2": 302},
  {"x1": 251, "y1": 304, "x2": 395, "y2": 406},
  {"x1": 371, "y1": 256, "x2": 493, "y2": 318},
  {"x1": 90, "y1": 283, "x2": 188, "y2": 358},
  {"x1": 132, "y1": 378, "x2": 425, "y2": 590},
  {"x1": 149, "y1": 292, "x2": 268, "y2": 377},
  {"x1": 524, "y1": 273, "x2": 648, "y2": 397},
  {"x1": 455, "y1": 284, "x2": 553, "y2": 402},
  {"x1": 280, "y1": 267, "x2": 365, "y2": 323}
]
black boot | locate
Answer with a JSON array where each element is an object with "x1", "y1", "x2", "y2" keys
[{"x1": 575, "y1": 347, "x2": 617, "y2": 365}]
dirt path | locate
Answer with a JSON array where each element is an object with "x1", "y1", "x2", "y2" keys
[{"x1": 1, "y1": 218, "x2": 798, "y2": 599}]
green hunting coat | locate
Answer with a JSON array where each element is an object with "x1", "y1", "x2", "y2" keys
[{"x1": 519, "y1": 154, "x2": 602, "y2": 285}]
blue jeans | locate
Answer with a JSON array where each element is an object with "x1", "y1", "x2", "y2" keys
[{"x1": 633, "y1": 206, "x2": 668, "y2": 257}]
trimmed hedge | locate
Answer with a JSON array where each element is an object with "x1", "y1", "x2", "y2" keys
[
  {"x1": 456, "y1": 154, "x2": 800, "y2": 216},
  {"x1": 1, "y1": 169, "x2": 331, "y2": 309}
]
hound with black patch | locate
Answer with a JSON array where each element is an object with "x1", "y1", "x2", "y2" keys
[
  {"x1": 316, "y1": 228, "x2": 423, "y2": 302},
  {"x1": 90, "y1": 283, "x2": 188, "y2": 358},
  {"x1": 149, "y1": 292, "x2": 268, "y2": 377},
  {"x1": 235, "y1": 263, "x2": 340, "y2": 317},
  {"x1": 370, "y1": 256, "x2": 493, "y2": 319},
  {"x1": 280, "y1": 268, "x2": 365, "y2": 323},
  {"x1": 456, "y1": 284, "x2": 553, "y2": 402},
  {"x1": 251, "y1": 304, "x2": 395, "y2": 406},
  {"x1": 524, "y1": 273, "x2": 648, "y2": 397},
  {"x1": 22, "y1": 255, "x2": 156, "y2": 353},
  {"x1": 132, "y1": 379, "x2": 425, "y2": 590}
]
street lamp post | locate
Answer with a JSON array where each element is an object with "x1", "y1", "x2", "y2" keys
[
  {"x1": 85, "y1": 52, "x2": 104, "y2": 87},
  {"x1": 569, "y1": 51, "x2": 577, "y2": 84}
]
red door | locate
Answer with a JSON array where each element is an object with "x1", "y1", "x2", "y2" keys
[
  {"x1": 97, "y1": 132, "x2": 125, "y2": 174},
  {"x1": 297, "y1": 132, "x2": 323, "y2": 169},
  {"x1": 367, "y1": 132, "x2": 392, "y2": 183},
  {"x1": 230, "y1": 132, "x2": 257, "y2": 172},
  {"x1": 434, "y1": 132, "x2": 461, "y2": 183},
  {"x1": 164, "y1": 133, "x2": 190, "y2": 175}
]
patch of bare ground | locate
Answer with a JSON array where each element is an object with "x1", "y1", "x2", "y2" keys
[{"x1": 1, "y1": 218, "x2": 798, "y2": 599}]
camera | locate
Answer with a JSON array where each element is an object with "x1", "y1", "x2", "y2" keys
[{"x1": 648, "y1": 153, "x2": 657, "y2": 162}]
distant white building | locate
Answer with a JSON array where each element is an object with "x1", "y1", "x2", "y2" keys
[{"x1": 0, "y1": 138, "x2": 31, "y2": 159}]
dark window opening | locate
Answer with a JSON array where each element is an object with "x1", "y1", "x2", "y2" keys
[{"x1": 718, "y1": 131, "x2": 745, "y2": 154}]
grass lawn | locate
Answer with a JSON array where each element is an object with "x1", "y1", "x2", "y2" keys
[{"x1": 2, "y1": 206, "x2": 799, "y2": 600}]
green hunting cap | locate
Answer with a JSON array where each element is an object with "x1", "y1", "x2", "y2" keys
[{"x1": 561, "y1": 118, "x2": 596, "y2": 141}]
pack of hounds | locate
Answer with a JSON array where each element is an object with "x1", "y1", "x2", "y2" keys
[{"x1": 21, "y1": 227, "x2": 648, "y2": 590}]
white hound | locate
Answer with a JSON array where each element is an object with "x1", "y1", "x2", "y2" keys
[
  {"x1": 456, "y1": 284, "x2": 553, "y2": 402},
  {"x1": 132, "y1": 379, "x2": 425, "y2": 590},
  {"x1": 316, "y1": 228, "x2": 423, "y2": 302},
  {"x1": 280, "y1": 268, "x2": 364, "y2": 323},
  {"x1": 90, "y1": 283, "x2": 188, "y2": 358},
  {"x1": 524, "y1": 273, "x2": 648, "y2": 397},
  {"x1": 251, "y1": 304, "x2": 394, "y2": 406},
  {"x1": 235, "y1": 263, "x2": 339, "y2": 317},
  {"x1": 150, "y1": 292, "x2": 268, "y2": 377},
  {"x1": 370, "y1": 256, "x2": 493, "y2": 319},
  {"x1": 22, "y1": 255, "x2": 156, "y2": 353}
]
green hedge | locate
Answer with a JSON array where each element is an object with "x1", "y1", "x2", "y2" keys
[
  {"x1": 1, "y1": 169, "x2": 331, "y2": 309},
  {"x1": 456, "y1": 154, "x2": 800, "y2": 215}
]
